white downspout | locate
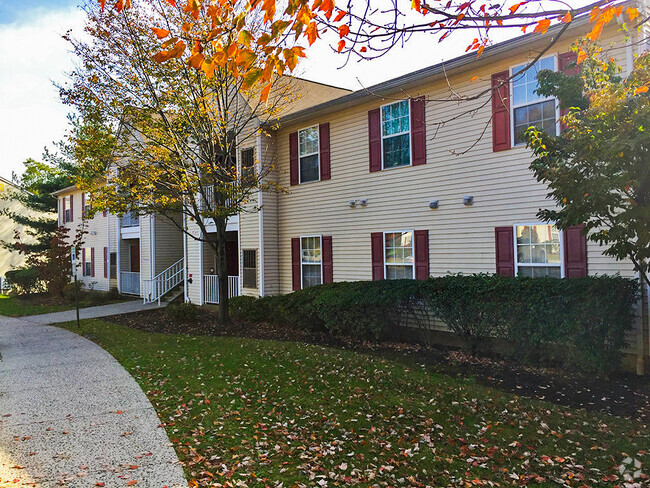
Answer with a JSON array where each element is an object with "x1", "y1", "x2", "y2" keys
[
  {"x1": 257, "y1": 132, "x2": 265, "y2": 297},
  {"x1": 117, "y1": 215, "x2": 122, "y2": 294},
  {"x1": 183, "y1": 212, "x2": 189, "y2": 303},
  {"x1": 199, "y1": 233, "x2": 204, "y2": 305}
]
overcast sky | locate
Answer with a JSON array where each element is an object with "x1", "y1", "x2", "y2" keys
[{"x1": 0, "y1": 0, "x2": 513, "y2": 181}]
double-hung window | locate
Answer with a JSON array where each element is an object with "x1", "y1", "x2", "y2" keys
[
  {"x1": 511, "y1": 56, "x2": 557, "y2": 145},
  {"x1": 84, "y1": 249, "x2": 92, "y2": 277},
  {"x1": 515, "y1": 224, "x2": 562, "y2": 278},
  {"x1": 382, "y1": 100, "x2": 410, "y2": 168},
  {"x1": 63, "y1": 196, "x2": 71, "y2": 223},
  {"x1": 384, "y1": 231, "x2": 414, "y2": 279},
  {"x1": 241, "y1": 148, "x2": 255, "y2": 185},
  {"x1": 298, "y1": 126, "x2": 320, "y2": 183},
  {"x1": 83, "y1": 192, "x2": 91, "y2": 216},
  {"x1": 301, "y1": 236, "x2": 322, "y2": 288}
]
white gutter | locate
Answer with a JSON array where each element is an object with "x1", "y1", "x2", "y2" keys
[{"x1": 257, "y1": 131, "x2": 265, "y2": 297}]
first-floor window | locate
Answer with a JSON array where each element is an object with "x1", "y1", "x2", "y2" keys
[
  {"x1": 515, "y1": 224, "x2": 562, "y2": 278},
  {"x1": 301, "y1": 236, "x2": 322, "y2": 288},
  {"x1": 384, "y1": 231, "x2": 414, "y2": 279},
  {"x1": 243, "y1": 249, "x2": 257, "y2": 289},
  {"x1": 63, "y1": 196, "x2": 71, "y2": 223},
  {"x1": 84, "y1": 248, "x2": 92, "y2": 277}
]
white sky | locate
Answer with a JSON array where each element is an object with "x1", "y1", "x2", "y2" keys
[{"x1": 0, "y1": 2, "x2": 518, "y2": 181}]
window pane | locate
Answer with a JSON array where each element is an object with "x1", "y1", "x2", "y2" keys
[
  {"x1": 301, "y1": 237, "x2": 321, "y2": 263},
  {"x1": 514, "y1": 100, "x2": 557, "y2": 145},
  {"x1": 513, "y1": 57, "x2": 554, "y2": 107},
  {"x1": 381, "y1": 100, "x2": 409, "y2": 136},
  {"x1": 299, "y1": 127, "x2": 319, "y2": 156},
  {"x1": 516, "y1": 226, "x2": 531, "y2": 244},
  {"x1": 546, "y1": 244, "x2": 561, "y2": 263},
  {"x1": 386, "y1": 265, "x2": 413, "y2": 280},
  {"x1": 521, "y1": 266, "x2": 561, "y2": 278},
  {"x1": 302, "y1": 264, "x2": 322, "y2": 288},
  {"x1": 383, "y1": 133, "x2": 410, "y2": 168},
  {"x1": 517, "y1": 245, "x2": 531, "y2": 263},
  {"x1": 384, "y1": 231, "x2": 413, "y2": 269},
  {"x1": 300, "y1": 154, "x2": 319, "y2": 183}
]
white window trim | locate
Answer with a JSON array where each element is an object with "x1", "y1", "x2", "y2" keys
[
  {"x1": 383, "y1": 230, "x2": 415, "y2": 280},
  {"x1": 380, "y1": 100, "x2": 412, "y2": 170},
  {"x1": 64, "y1": 196, "x2": 71, "y2": 223},
  {"x1": 513, "y1": 223, "x2": 565, "y2": 278},
  {"x1": 298, "y1": 125, "x2": 321, "y2": 184},
  {"x1": 300, "y1": 235, "x2": 323, "y2": 289},
  {"x1": 510, "y1": 55, "x2": 560, "y2": 147},
  {"x1": 84, "y1": 192, "x2": 92, "y2": 215}
]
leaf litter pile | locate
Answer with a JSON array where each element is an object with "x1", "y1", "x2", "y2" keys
[{"x1": 62, "y1": 319, "x2": 649, "y2": 487}]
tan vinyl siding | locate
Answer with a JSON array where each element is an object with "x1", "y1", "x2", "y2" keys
[
  {"x1": 154, "y1": 214, "x2": 184, "y2": 274},
  {"x1": 238, "y1": 119, "x2": 262, "y2": 296},
  {"x1": 261, "y1": 133, "x2": 280, "y2": 295},
  {"x1": 185, "y1": 218, "x2": 203, "y2": 304}
]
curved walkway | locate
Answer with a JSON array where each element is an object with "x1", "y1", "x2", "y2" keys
[{"x1": 0, "y1": 315, "x2": 187, "y2": 487}]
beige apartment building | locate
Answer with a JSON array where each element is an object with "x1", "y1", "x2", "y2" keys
[{"x1": 55, "y1": 13, "x2": 650, "y2": 372}]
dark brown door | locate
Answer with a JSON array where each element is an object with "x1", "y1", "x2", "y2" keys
[
  {"x1": 226, "y1": 241, "x2": 238, "y2": 276},
  {"x1": 130, "y1": 244, "x2": 140, "y2": 272}
]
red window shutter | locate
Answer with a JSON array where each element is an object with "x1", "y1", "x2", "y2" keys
[
  {"x1": 410, "y1": 97, "x2": 426, "y2": 166},
  {"x1": 91, "y1": 248, "x2": 95, "y2": 277},
  {"x1": 81, "y1": 193, "x2": 85, "y2": 218},
  {"x1": 368, "y1": 108, "x2": 382, "y2": 172},
  {"x1": 82, "y1": 248, "x2": 86, "y2": 276},
  {"x1": 558, "y1": 51, "x2": 579, "y2": 131},
  {"x1": 61, "y1": 198, "x2": 66, "y2": 224},
  {"x1": 289, "y1": 132, "x2": 299, "y2": 186},
  {"x1": 322, "y1": 235, "x2": 333, "y2": 283},
  {"x1": 495, "y1": 226, "x2": 515, "y2": 276},
  {"x1": 291, "y1": 237, "x2": 301, "y2": 290},
  {"x1": 414, "y1": 230, "x2": 429, "y2": 280},
  {"x1": 370, "y1": 232, "x2": 384, "y2": 280},
  {"x1": 319, "y1": 123, "x2": 331, "y2": 180},
  {"x1": 491, "y1": 71, "x2": 511, "y2": 152},
  {"x1": 103, "y1": 210, "x2": 107, "y2": 217},
  {"x1": 104, "y1": 247, "x2": 108, "y2": 278},
  {"x1": 564, "y1": 225, "x2": 587, "y2": 278},
  {"x1": 69, "y1": 194, "x2": 74, "y2": 221}
]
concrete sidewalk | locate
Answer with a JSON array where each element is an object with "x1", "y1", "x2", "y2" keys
[
  {"x1": 0, "y1": 315, "x2": 187, "y2": 487},
  {"x1": 22, "y1": 300, "x2": 165, "y2": 325}
]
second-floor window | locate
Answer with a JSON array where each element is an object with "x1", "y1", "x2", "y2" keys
[
  {"x1": 298, "y1": 126, "x2": 320, "y2": 183},
  {"x1": 63, "y1": 196, "x2": 71, "y2": 223},
  {"x1": 241, "y1": 148, "x2": 255, "y2": 184},
  {"x1": 512, "y1": 56, "x2": 557, "y2": 145},
  {"x1": 382, "y1": 100, "x2": 410, "y2": 169},
  {"x1": 84, "y1": 248, "x2": 92, "y2": 277},
  {"x1": 83, "y1": 192, "x2": 91, "y2": 216}
]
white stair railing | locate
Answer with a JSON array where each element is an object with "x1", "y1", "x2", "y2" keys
[{"x1": 143, "y1": 258, "x2": 185, "y2": 305}]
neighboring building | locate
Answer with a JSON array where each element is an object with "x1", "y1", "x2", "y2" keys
[
  {"x1": 0, "y1": 175, "x2": 51, "y2": 287},
  {"x1": 53, "y1": 184, "x2": 184, "y2": 299},
  {"x1": 54, "y1": 10, "x2": 650, "y2": 372}
]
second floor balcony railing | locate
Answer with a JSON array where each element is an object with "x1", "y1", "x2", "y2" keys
[{"x1": 121, "y1": 212, "x2": 140, "y2": 228}]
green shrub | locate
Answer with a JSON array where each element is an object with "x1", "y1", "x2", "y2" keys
[
  {"x1": 63, "y1": 281, "x2": 84, "y2": 302},
  {"x1": 230, "y1": 295, "x2": 276, "y2": 322},
  {"x1": 167, "y1": 302, "x2": 198, "y2": 322},
  {"x1": 5, "y1": 267, "x2": 42, "y2": 294},
  {"x1": 227, "y1": 275, "x2": 638, "y2": 375}
]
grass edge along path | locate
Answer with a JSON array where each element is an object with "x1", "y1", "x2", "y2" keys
[
  {"x1": 57, "y1": 319, "x2": 649, "y2": 487},
  {"x1": 0, "y1": 293, "x2": 133, "y2": 317}
]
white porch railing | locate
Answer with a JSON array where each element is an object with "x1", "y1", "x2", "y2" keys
[
  {"x1": 203, "y1": 275, "x2": 239, "y2": 304},
  {"x1": 121, "y1": 271, "x2": 140, "y2": 295},
  {"x1": 142, "y1": 258, "x2": 185, "y2": 305},
  {"x1": 121, "y1": 211, "x2": 140, "y2": 228}
]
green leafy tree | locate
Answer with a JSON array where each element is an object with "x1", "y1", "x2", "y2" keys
[{"x1": 527, "y1": 42, "x2": 650, "y2": 288}]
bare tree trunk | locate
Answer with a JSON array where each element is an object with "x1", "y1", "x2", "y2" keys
[{"x1": 214, "y1": 217, "x2": 229, "y2": 323}]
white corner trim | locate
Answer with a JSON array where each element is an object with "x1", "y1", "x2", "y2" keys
[{"x1": 257, "y1": 132, "x2": 265, "y2": 297}]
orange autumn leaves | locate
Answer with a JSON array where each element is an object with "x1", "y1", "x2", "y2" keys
[{"x1": 100, "y1": 0, "x2": 640, "y2": 102}]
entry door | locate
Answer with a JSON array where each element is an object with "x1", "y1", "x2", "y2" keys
[
  {"x1": 130, "y1": 244, "x2": 140, "y2": 273},
  {"x1": 226, "y1": 241, "x2": 238, "y2": 276}
]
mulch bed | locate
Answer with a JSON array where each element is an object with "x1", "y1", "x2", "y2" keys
[{"x1": 106, "y1": 306, "x2": 650, "y2": 423}]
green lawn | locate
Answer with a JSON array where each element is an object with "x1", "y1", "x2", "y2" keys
[
  {"x1": 0, "y1": 294, "x2": 132, "y2": 317},
  {"x1": 59, "y1": 319, "x2": 649, "y2": 487}
]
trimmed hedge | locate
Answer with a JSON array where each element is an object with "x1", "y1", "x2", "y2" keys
[{"x1": 230, "y1": 274, "x2": 638, "y2": 375}]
